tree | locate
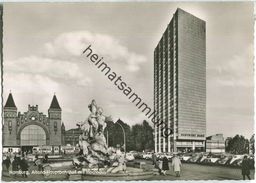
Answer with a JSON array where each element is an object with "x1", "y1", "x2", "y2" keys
[
  {"x1": 142, "y1": 120, "x2": 154, "y2": 151},
  {"x1": 104, "y1": 118, "x2": 154, "y2": 152},
  {"x1": 131, "y1": 120, "x2": 154, "y2": 151},
  {"x1": 226, "y1": 135, "x2": 249, "y2": 154},
  {"x1": 104, "y1": 118, "x2": 133, "y2": 151},
  {"x1": 131, "y1": 124, "x2": 144, "y2": 151}
]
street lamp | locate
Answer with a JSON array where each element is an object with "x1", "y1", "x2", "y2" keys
[
  {"x1": 106, "y1": 129, "x2": 109, "y2": 147},
  {"x1": 116, "y1": 119, "x2": 126, "y2": 154},
  {"x1": 72, "y1": 129, "x2": 75, "y2": 146}
]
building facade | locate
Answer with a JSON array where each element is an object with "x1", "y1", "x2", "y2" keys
[
  {"x1": 64, "y1": 128, "x2": 82, "y2": 146},
  {"x1": 3, "y1": 93, "x2": 64, "y2": 150},
  {"x1": 154, "y1": 8, "x2": 206, "y2": 153},
  {"x1": 205, "y1": 134, "x2": 225, "y2": 153}
]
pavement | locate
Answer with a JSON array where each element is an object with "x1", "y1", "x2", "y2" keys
[
  {"x1": 2, "y1": 160, "x2": 255, "y2": 181},
  {"x1": 145, "y1": 163, "x2": 255, "y2": 180}
]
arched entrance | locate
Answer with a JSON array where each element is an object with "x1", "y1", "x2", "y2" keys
[{"x1": 20, "y1": 125, "x2": 47, "y2": 147}]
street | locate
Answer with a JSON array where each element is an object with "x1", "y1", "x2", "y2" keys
[
  {"x1": 2, "y1": 159, "x2": 255, "y2": 181},
  {"x1": 146, "y1": 163, "x2": 255, "y2": 180}
]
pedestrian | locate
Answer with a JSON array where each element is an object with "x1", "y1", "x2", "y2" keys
[
  {"x1": 162, "y1": 155, "x2": 169, "y2": 176},
  {"x1": 16, "y1": 152, "x2": 21, "y2": 166},
  {"x1": 43, "y1": 153, "x2": 48, "y2": 163},
  {"x1": 241, "y1": 155, "x2": 251, "y2": 180},
  {"x1": 152, "y1": 152, "x2": 157, "y2": 166},
  {"x1": 20, "y1": 156, "x2": 29, "y2": 178},
  {"x1": 9, "y1": 152, "x2": 14, "y2": 170},
  {"x1": 171, "y1": 153, "x2": 182, "y2": 177},
  {"x1": 36, "y1": 159, "x2": 43, "y2": 171},
  {"x1": 2, "y1": 155, "x2": 7, "y2": 171},
  {"x1": 5, "y1": 155, "x2": 11, "y2": 172},
  {"x1": 22, "y1": 151, "x2": 25, "y2": 158},
  {"x1": 12, "y1": 156, "x2": 19, "y2": 178},
  {"x1": 35, "y1": 152, "x2": 39, "y2": 160},
  {"x1": 45, "y1": 153, "x2": 49, "y2": 163},
  {"x1": 157, "y1": 159, "x2": 163, "y2": 175}
]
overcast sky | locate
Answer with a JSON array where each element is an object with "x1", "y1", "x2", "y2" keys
[{"x1": 3, "y1": 2, "x2": 254, "y2": 139}]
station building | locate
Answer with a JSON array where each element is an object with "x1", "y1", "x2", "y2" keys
[{"x1": 3, "y1": 93, "x2": 65, "y2": 152}]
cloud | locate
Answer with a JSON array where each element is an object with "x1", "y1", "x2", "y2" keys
[
  {"x1": 206, "y1": 44, "x2": 253, "y2": 138},
  {"x1": 208, "y1": 44, "x2": 253, "y2": 88},
  {"x1": 44, "y1": 31, "x2": 147, "y2": 72},
  {"x1": 4, "y1": 56, "x2": 92, "y2": 87},
  {"x1": 3, "y1": 72, "x2": 60, "y2": 112},
  {"x1": 4, "y1": 73, "x2": 59, "y2": 95}
]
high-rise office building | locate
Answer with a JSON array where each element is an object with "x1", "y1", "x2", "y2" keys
[{"x1": 154, "y1": 8, "x2": 206, "y2": 153}]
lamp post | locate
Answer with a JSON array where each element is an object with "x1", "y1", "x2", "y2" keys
[
  {"x1": 116, "y1": 119, "x2": 126, "y2": 154},
  {"x1": 106, "y1": 129, "x2": 109, "y2": 147},
  {"x1": 72, "y1": 129, "x2": 75, "y2": 146}
]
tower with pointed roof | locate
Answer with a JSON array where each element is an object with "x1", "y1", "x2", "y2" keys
[
  {"x1": 48, "y1": 94, "x2": 62, "y2": 145},
  {"x1": 3, "y1": 93, "x2": 18, "y2": 146}
]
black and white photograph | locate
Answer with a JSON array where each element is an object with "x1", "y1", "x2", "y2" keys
[{"x1": 0, "y1": 1, "x2": 255, "y2": 181}]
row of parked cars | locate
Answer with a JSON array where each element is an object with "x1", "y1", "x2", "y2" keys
[
  {"x1": 128, "y1": 151, "x2": 255, "y2": 169},
  {"x1": 180, "y1": 153, "x2": 254, "y2": 168}
]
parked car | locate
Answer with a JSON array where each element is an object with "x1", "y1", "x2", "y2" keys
[
  {"x1": 217, "y1": 155, "x2": 232, "y2": 166},
  {"x1": 134, "y1": 152, "x2": 143, "y2": 159},
  {"x1": 229, "y1": 155, "x2": 244, "y2": 166},
  {"x1": 229, "y1": 154, "x2": 255, "y2": 168},
  {"x1": 125, "y1": 153, "x2": 135, "y2": 161},
  {"x1": 248, "y1": 155, "x2": 255, "y2": 169},
  {"x1": 201, "y1": 157, "x2": 211, "y2": 164},
  {"x1": 26, "y1": 154, "x2": 37, "y2": 162},
  {"x1": 166, "y1": 153, "x2": 173, "y2": 160},
  {"x1": 156, "y1": 153, "x2": 165, "y2": 160},
  {"x1": 143, "y1": 152, "x2": 153, "y2": 160},
  {"x1": 198, "y1": 153, "x2": 208, "y2": 163},
  {"x1": 201, "y1": 154, "x2": 220, "y2": 165},
  {"x1": 233, "y1": 158, "x2": 243, "y2": 167},
  {"x1": 209, "y1": 156, "x2": 220, "y2": 164},
  {"x1": 189, "y1": 153, "x2": 203, "y2": 163},
  {"x1": 129, "y1": 151, "x2": 138, "y2": 156},
  {"x1": 181, "y1": 154, "x2": 192, "y2": 162}
]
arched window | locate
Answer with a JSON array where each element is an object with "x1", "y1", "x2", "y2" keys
[{"x1": 20, "y1": 125, "x2": 46, "y2": 146}]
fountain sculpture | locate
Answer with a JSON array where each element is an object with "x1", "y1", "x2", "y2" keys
[{"x1": 73, "y1": 99, "x2": 126, "y2": 174}]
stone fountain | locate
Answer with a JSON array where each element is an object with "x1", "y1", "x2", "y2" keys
[
  {"x1": 70, "y1": 99, "x2": 154, "y2": 180},
  {"x1": 73, "y1": 100, "x2": 125, "y2": 173}
]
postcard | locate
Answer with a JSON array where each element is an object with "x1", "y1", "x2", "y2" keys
[{"x1": 0, "y1": 1, "x2": 254, "y2": 181}]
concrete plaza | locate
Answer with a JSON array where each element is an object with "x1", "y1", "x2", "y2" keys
[
  {"x1": 147, "y1": 163, "x2": 255, "y2": 180},
  {"x1": 2, "y1": 159, "x2": 254, "y2": 181}
]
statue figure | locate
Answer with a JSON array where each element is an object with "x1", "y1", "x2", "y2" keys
[
  {"x1": 87, "y1": 99, "x2": 99, "y2": 138},
  {"x1": 95, "y1": 107, "x2": 108, "y2": 149},
  {"x1": 75, "y1": 99, "x2": 109, "y2": 168}
]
